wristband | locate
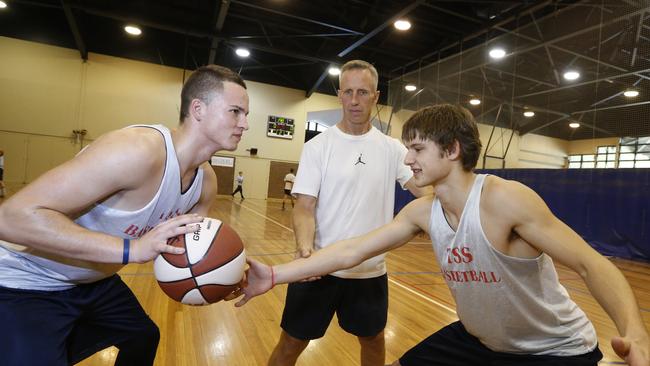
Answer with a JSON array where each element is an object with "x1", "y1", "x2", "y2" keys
[
  {"x1": 270, "y1": 266, "x2": 275, "y2": 289},
  {"x1": 122, "y1": 238, "x2": 130, "y2": 264}
]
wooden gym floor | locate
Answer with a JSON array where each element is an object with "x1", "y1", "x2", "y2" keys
[{"x1": 71, "y1": 196, "x2": 649, "y2": 366}]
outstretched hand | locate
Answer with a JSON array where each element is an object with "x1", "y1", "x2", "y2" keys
[
  {"x1": 612, "y1": 336, "x2": 650, "y2": 366},
  {"x1": 235, "y1": 259, "x2": 274, "y2": 307},
  {"x1": 129, "y1": 213, "x2": 203, "y2": 263}
]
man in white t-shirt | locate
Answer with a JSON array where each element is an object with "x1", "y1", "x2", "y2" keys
[
  {"x1": 282, "y1": 169, "x2": 295, "y2": 210},
  {"x1": 267, "y1": 60, "x2": 431, "y2": 366}
]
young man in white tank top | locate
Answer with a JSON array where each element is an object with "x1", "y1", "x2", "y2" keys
[
  {"x1": 0, "y1": 65, "x2": 250, "y2": 365},
  {"x1": 238, "y1": 104, "x2": 649, "y2": 366}
]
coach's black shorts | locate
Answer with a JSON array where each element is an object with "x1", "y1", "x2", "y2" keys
[
  {"x1": 280, "y1": 274, "x2": 388, "y2": 340},
  {"x1": 284, "y1": 189, "x2": 292, "y2": 195},
  {"x1": 400, "y1": 321, "x2": 603, "y2": 366}
]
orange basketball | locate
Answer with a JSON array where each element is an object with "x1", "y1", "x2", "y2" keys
[{"x1": 153, "y1": 218, "x2": 246, "y2": 305}]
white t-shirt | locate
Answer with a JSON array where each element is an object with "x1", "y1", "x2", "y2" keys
[
  {"x1": 292, "y1": 125, "x2": 413, "y2": 278},
  {"x1": 284, "y1": 173, "x2": 295, "y2": 190}
]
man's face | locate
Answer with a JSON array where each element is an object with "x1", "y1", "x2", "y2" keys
[
  {"x1": 338, "y1": 69, "x2": 379, "y2": 126},
  {"x1": 202, "y1": 82, "x2": 249, "y2": 151}
]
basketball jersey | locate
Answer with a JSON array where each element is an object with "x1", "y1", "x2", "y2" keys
[
  {"x1": 0, "y1": 125, "x2": 204, "y2": 291},
  {"x1": 292, "y1": 125, "x2": 412, "y2": 279},
  {"x1": 429, "y1": 174, "x2": 597, "y2": 355}
]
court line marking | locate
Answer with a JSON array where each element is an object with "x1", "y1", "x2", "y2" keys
[{"x1": 236, "y1": 200, "x2": 457, "y2": 315}]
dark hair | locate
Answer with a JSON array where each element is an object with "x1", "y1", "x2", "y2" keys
[
  {"x1": 402, "y1": 104, "x2": 482, "y2": 171},
  {"x1": 180, "y1": 65, "x2": 247, "y2": 122}
]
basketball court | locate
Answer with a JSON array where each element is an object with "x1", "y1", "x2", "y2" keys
[{"x1": 72, "y1": 196, "x2": 650, "y2": 366}]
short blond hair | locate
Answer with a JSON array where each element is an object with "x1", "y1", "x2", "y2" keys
[{"x1": 339, "y1": 60, "x2": 378, "y2": 91}]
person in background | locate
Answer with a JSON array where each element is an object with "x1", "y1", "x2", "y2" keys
[
  {"x1": 232, "y1": 171, "x2": 244, "y2": 199},
  {"x1": 282, "y1": 168, "x2": 296, "y2": 210}
]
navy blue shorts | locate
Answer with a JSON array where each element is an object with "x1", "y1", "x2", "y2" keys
[
  {"x1": 0, "y1": 275, "x2": 159, "y2": 366},
  {"x1": 280, "y1": 274, "x2": 388, "y2": 340},
  {"x1": 400, "y1": 321, "x2": 603, "y2": 366}
]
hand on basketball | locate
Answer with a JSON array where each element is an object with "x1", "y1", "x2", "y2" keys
[
  {"x1": 130, "y1": 214, "x2": 203, "y2": 263},
  {"x1": 234, "y1": 259, "x2": 273, "y2": 307},
  {"x1": 611, "y1": 335, "x2": 650, "y2": 365}
]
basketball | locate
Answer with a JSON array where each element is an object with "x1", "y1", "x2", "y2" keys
[{"x1": 154, "y1": 217, "x2": 246, "y2": 305}]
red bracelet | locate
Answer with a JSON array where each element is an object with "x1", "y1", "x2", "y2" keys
[{"x1": 270, "y1": 266, "x2": 275, "y2": 289}]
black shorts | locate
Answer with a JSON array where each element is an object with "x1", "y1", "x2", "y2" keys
[
  {"x1": 0, "y1": 168, "x2": 4, "y2": 181},
  {"x1": 400, "y1": 321, "x2": 603, "y2": 366},
  {"x1": 284, "y1": 189, "x2": 292, "y2": 195},
  {"x1": 280, "y1": 274, "x2": 388, "y2": 340}
]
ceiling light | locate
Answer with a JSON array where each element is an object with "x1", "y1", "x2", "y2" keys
[
  {"x1": 124, "y1": 25, "x2": 142, "y2": 36},
  {"x1": 469, "y1": 98, "x2": 481, "y2": 105},
  {"x1": 235, "y1": 48, "x2": 250, "y2": 57},
  {"x1": 394, "y1": 20, "x2": 411, "y2": 31},
  {"x1": 489, "y1": 48, "x2": 506, "y2": 59},
  {"x1": 623, "y1": 89, "x2": 639, "y2": 97},
  {"x1": 404, "y1": 84, "x2": 417, "y2": 92},
  {"x1": 0, "y1": 1, "x2": 7, "y2": 9},
  {"x1": 523, "y1": 111, "x2": 535, "y2": 117},
  {"x1": 569, "y1": 122, "x2": 580, "y2": 128},
  {"x1": 563, "y1": 71, "x2": 580, "y2": 80},
  {"x1": 328, "y1": 67, "x2": 340, "y2": 76}
]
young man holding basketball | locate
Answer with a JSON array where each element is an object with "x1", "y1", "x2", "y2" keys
[
  {"x1": 268, "y1": 60, "x2": 431, "y2": 366},
  {"x1": 239, "y1": 104, "x2": 650, "y2": 366},
  {"x1": 0, "y1": 65, "x2": 249, "y2": 365}
]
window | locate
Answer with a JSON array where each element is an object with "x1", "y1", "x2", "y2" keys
[
  {"x1": 595, "y1": 145, "x2": 616, "y2": 168},
  {"x1": 569, "y1": 145, "x2": 616, "y2": 169},
  {"x1": 568, "y1": 154, "x2": 595, "y2": 168},
  {"x1": 618, "y1": 137, "x2": 650, "y2": 168},
  {"x1": 306, "y1": 121, "x2": 328, "y2": 132}
]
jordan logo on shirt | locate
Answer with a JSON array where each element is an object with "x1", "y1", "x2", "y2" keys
[{"x1": 355, "y1": 153, "x2": 366, "y2": 165}]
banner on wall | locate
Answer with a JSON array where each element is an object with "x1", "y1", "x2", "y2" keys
[{"x1": 210, "y1": 156, "x2": 234, "y2": 167}]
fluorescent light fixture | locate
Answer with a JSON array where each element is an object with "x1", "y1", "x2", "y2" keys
[
  {"x1": 489, "y1": 48, "x2": 506, "y2": 59},
  {"x1": 563, "y1": 71, "x2": 580, "y2": 80},
  {"x1": 523, "y1": 111, "x2": 535, "y2": 117},
  {"x1": 623, "y1": 89, "x2": 639, "y2": 97},
  {"x1": 404, "y1": 84, "x2": 417, "y2": 92},
  {"x1": 0, "y1": 1, "x2": 7, "y2": 9},
  {"x1": 394, "y1": 20, "x2": 411, "y2": 31},
  {"x1": 235, "y1": 48, "x2": 250, "y2": 57},
  {"x1": 469, "y1": 98, "x2": 481, "y2": 105},
  {"x1": 124, "y1": 25, "x2": 142, "y2": 36},
  {"x1": 328, "y1": 67, "x2": 341, "y2": 76},
  {"x1": 569, "y1": 122, "x2": 580, "y2": 128}
]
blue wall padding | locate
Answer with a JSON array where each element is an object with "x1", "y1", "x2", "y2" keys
[{"x1": 394, "y1": 169, "x2": 650, "y2": 262}]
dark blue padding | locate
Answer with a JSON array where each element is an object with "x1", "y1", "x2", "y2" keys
[
  {"x1": 394, "y1": 183, "x2": 416, "y2": 217},
  {"x1": 395, "y1": 169, "x2": 650, "y2": 262},
  {"x1": 478, "y1": 169, "x2": 650, "y2": 262}
]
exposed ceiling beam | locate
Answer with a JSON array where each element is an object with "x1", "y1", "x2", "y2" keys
[
  {"x1": 338, "y1": 0, "x2": 425, "y2": 57},
  {"x1": 306, "y1": 67, "x2": 331, "y2": 98},
  {"x1": 60, "y1": 0, "x2": 87, "y2": 60},
  {"x1": 392, "y1": 0, "x2": 554, "y2": 73},
  {"x1": 230, "y1": 0, "x2": 363, "y2": 35},
  {"x1": 208, "y1": 0, "x2": 230, "y2": 64}
]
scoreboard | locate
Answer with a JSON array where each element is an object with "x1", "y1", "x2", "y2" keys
[{"x1": 267, "y1": 115, "x2": 294, "y2": 139}]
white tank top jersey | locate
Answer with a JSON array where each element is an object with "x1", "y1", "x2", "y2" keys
[
  {"x1": 292, "y1": 125, "x2": 413, "y2": 279},
  {"x1": 0, "y1": 125, "x2": 204, "y2": 291},
  {"x1": 429, "y1": 174, "x2": 597, "y2": 356}
]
